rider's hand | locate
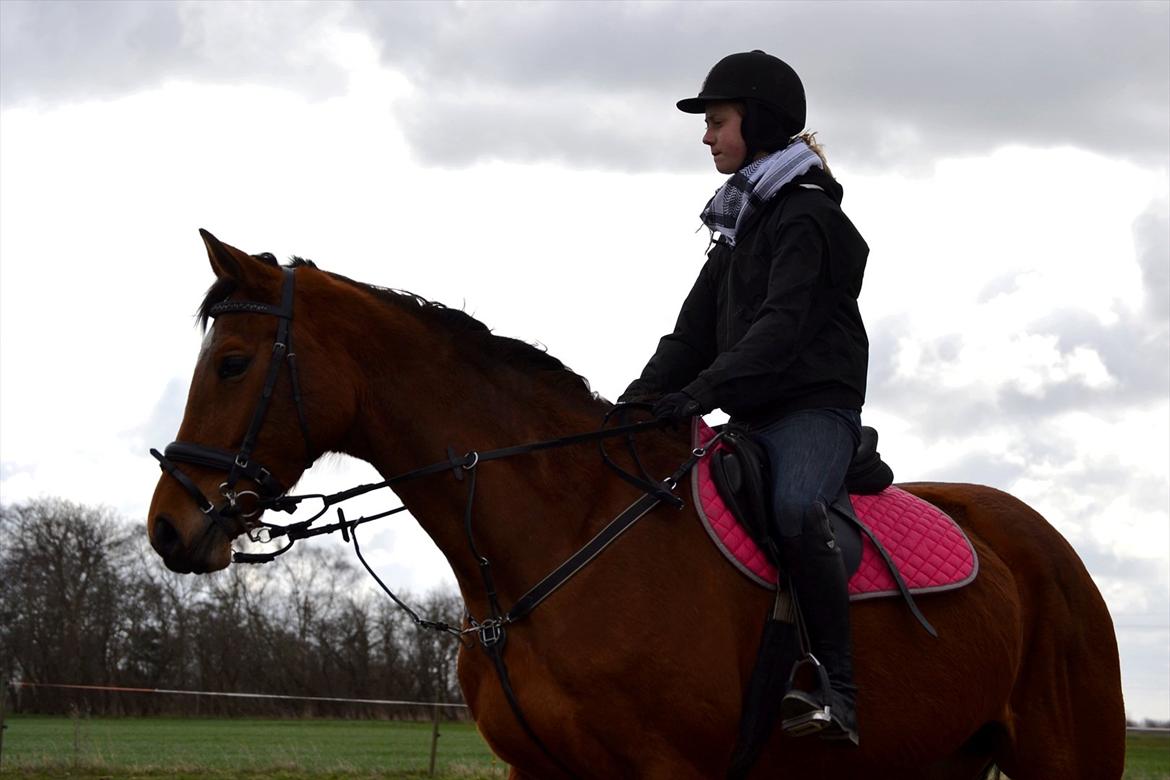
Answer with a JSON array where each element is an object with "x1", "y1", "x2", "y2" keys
[
  {"x1": 617, "y1": 380, "x2": 660, "y2": 405},
  {"x1": 652, "y1": 391, "x2": 702, "y2": 422}
]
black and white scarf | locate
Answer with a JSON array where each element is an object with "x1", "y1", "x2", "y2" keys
[{"x1": 700, "y1": 141, "x2": 823, "y2": 246}]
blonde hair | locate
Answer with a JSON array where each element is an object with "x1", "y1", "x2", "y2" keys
[{"x1": 796, "y1": 131, "x2": 831, "y2": 175}]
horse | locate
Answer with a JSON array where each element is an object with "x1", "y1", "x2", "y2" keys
[{"x1": 147, "y1": 230, "x2": 1126, "y2": 779}]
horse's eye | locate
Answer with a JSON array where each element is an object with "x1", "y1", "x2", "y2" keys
[{"x1": 218, "y1": 355, "x2": 250, "y2": 379}]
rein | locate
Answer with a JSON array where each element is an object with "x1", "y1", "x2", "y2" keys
[
  {"x1": 230, "y1": 413, "x2": 686, "y2": 558},
  {"x1": 150, "y1": 264, "x2": 722, "y2": 777},
  {"x1": 227, "y1": 410, "x2": 715, "y2": 636}
]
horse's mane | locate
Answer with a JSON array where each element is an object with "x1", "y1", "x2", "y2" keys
[{"x1": 198, "y1": 255, "x2": 603, "y2": 405}]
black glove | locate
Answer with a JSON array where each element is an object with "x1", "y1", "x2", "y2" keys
[
  {"x1": 652, "y1": 391, "x2": 702, "y2": 422},
  {"x1": 617, "y1": 380, "x2": 660, "y2": 405}
]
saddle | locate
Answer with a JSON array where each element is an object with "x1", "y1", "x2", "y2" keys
[{"x1": 706, "y1": 424, "x2": 893, "y2": 579}]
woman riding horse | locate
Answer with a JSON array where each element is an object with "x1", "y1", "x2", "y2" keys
[
  {"x1": 621, "y1": 50, "x2": 867, "y2": 744},
  {"x1": 146, "y1": 57, "x2": 1127, "y2": 776}
]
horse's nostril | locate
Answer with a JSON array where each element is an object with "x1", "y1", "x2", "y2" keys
[{"x1": 152, "y1": 515, "x2": 183, "y2": 558}]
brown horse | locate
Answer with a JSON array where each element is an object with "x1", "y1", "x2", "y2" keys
[{"x1": 148, "y1": 231, "x2": 1125, "y2": 779}]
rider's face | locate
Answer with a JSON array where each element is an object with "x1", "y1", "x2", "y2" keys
[{"x1": 703, "y1": 102, "x2": 747, "y2": 174}]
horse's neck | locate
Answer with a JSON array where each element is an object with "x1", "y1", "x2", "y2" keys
[{"x1": 337, "y1": 309, "x2": 625, "y2": 608}]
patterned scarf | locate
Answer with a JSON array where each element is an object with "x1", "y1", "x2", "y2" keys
[{"x1": 700, "y1": 141, "x2": 823, "y2": 246}]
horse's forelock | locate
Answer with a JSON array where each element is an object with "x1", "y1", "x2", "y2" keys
[{"x1": 197, "y1": 276, "x2": 237, "y2": 331}]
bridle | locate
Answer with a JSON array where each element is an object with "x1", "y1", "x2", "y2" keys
[
  {"x1": 150, "y1": 263, "x2": 687, "y2": 557},
  {"x1": 149, "y1": 262, "x2": 722, "y2": 778},
  {"x1": 150, "y1": 266, "x2": 314, "y2": 540}
]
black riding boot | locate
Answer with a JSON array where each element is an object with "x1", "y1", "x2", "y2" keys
[{"x1": 780, "y1": 502, "x2": 859, "y2": 745}]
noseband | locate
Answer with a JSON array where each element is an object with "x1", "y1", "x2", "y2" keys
[{"x1": 150, "y1": 266, "x2": 313, "y2": 538}]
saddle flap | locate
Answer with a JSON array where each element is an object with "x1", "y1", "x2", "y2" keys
[
  {"x1": 709, "y1": 430, "x2": 776, "y2": 565},
  {"x1": 706, "y1": 426, "x2": 863, "y2": 578},
  {"x1": 717, "y1": 450, "x2": 743, "y2": 493},
  {"x1": 827, "y1": 490, "x2": 863, "y2": 578}
]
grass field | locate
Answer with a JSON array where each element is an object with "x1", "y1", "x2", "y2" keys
[
  {"x1": 1128, "y1": 732, "x2": 1170, "y2": 780},
  {"x1": 1, "y1": 715, "x2": 1166, "y2": 778},
  {"x1": 0, "y1": 716, "x2": 505, "y2": 779}
]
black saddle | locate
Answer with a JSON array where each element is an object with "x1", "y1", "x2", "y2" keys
[{"x1": 707, "y1": 425, "x2": 894, "y2": 579}]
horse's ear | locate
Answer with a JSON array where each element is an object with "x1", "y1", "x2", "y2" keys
[{"x1": 200, "y1": 228, "x2": 276, "y2": 288}]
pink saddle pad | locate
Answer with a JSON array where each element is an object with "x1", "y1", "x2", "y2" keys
[{"x1": 691, "y1": 420, "x2": 978, "y2": 599}]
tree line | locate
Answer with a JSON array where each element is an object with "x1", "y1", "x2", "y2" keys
[{"x1": 0, "y1": 498, "x2": 465, "y2": 719}]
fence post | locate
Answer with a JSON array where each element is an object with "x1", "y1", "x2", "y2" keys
[
  {"x1": 428, "y1": 705, "x2": 440, "y2": 776},
  {"x1": 0, "y1": 682, "x2": 8, "y2": 772},
  {"x1": 71, "y1": 704, "x2": 81, "y2": 767}
]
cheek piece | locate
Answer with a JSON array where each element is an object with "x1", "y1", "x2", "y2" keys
[{"x1": 151, "y1": 266, "x2": 314, "y2": 539}]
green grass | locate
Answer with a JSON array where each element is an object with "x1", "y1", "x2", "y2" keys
[
  {"x1": 1, "y1": 715, "x2": 1166, "y2": 779},
  {"x1": 1125, "y1": 731, "x2": 1170, "y2": 780},
  {"x1": 0, "y1": 772, "x2": 503, "y2": 780},
  {"x1": 0, "y1": 715, "x2": 506, "y2": 778}
]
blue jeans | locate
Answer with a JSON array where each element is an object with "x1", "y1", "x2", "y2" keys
[{"x1": 750, "y1": 409, "x2": 862, "y2": 539}]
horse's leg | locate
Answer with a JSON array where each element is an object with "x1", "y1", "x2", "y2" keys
[
  {"x1": 994, "y1": 577, "x2": 1126, "y2": 780},
  {"x1": 908, "y1": 484, "x2": 1126, "y2": 780}
]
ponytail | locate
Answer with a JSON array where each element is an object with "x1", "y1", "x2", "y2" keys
[{"x1": 796, "y1": 131, "x2": 831, "y2": 175}]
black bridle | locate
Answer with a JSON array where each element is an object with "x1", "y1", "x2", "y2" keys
[
  {"x1": 151, "y1": 262, "x2": 690, "y2": 557},
  {"x1": 150, "y1": 264, "x2": 721, "y2": 777},
  {"x1": 150, "y1": 266, "x2": 314, "y2": 539}
]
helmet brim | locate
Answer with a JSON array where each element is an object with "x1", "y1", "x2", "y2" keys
[{"x1": 676, "y1": 95, "x2": 737, "y2": 113}]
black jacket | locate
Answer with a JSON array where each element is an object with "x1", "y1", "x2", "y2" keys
[{"x1": 626, "y1": 167, "x2": 869, "y2": 424}]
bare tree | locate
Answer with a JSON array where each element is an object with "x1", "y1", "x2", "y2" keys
[
  {"x1": 1, "y1": 498, "x2": 467, "y2": 717},
  {"x1": 0, "y1": 499, "x2": 134, "y2": 712}
]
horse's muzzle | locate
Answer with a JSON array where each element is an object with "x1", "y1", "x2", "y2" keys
[{"x1": 150, "y1": 512, "x2": 227, "y2": 574}]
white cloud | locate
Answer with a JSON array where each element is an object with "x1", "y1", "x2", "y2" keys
[
  {"x1": 4, "y1": 2, "x2": 1167, "y2": 170},
  {"x1": 354, "y1": 1, "x2": 1170, "y2": 169},
  {"x1": 0, "y1": 0, "x2": 351, "y2": 105}
]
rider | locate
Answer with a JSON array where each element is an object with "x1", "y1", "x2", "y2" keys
[{"x1": 619, "y1": 50, "x2": 869, "y2": 744}]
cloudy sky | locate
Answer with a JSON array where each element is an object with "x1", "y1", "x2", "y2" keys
[{"x1": 1, "y1": 1, "x2": 1166, "y2": 720}]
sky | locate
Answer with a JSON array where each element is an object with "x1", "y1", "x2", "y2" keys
[{"x1": 0, "y1": 0, "x2": 1167, "y2": 720}]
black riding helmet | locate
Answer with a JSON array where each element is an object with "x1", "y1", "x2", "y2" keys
[{"x1": 677, "y1": 50, "x2": 806, "y2": 165}]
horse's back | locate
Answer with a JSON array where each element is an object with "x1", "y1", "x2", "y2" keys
[{"x1": 902, "y1": 481, "x2": 1118, "y2": 642}]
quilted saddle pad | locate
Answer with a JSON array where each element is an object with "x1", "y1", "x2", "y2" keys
[{"x1": 691, "y1": 419, "x2": 978, "y2": 600}]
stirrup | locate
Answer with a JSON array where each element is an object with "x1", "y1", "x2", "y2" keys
[
  {"x1": 781, "y1": 689, "x2": 832, "y2": 736},
  {"x1": 780, "y1": 653, "x2": 834, "y2": 737}
]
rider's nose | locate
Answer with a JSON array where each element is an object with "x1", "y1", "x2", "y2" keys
[{"x1": 152, "y1": 514, "x2": 183, "y2": 559}]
